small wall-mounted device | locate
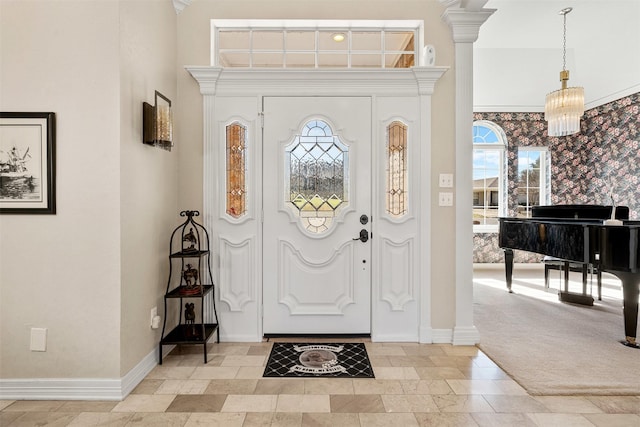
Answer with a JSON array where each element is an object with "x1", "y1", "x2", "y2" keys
[{"x1": 143, "y1": 90, "x2": 173, "y2": 151}]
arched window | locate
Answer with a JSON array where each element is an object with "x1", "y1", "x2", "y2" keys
[{"x1": 473, "y1": 121, "x2": 507, "y2": 232}]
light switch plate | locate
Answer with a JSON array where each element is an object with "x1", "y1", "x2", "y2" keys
[
  {"x1": 30, "y1": 327, "x2": 47, "y2": 352},
  {"x1": 439, "y1": 192, "x2": 454, "y2": 206},
  {"x1": 439, "y1": 173, "x2": 454, "y2": 188}
]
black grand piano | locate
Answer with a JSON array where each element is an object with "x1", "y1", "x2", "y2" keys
[{"x1": 498, "y1": 205, "x2": 640, "y2": 348}]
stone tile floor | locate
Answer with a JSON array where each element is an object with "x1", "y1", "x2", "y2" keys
[{"x1": 1, "y1": 340, "x2": 639, "y2": 426}]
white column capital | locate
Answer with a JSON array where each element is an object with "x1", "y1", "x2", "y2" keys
[{"x1": 441, "y1": 8, "x2": 496, "y2": 43}]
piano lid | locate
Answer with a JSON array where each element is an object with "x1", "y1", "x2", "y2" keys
[{"x1": 531, "y1": 205, "x2": 629, "y2": 220}]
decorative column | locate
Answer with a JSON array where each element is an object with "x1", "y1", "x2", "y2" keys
[{"x1": 441, "y1": 4, "x2": 495, "y2": 345}]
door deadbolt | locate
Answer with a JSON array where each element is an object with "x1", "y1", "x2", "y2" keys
[{"x1": 360, "y1": 214, "x2": 369, "y2": 225}]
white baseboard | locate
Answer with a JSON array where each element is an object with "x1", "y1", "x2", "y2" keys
[
  {"x1": 371, "y1": 333, "x2": 418, "y2": 342},
  {"x1": 431, "y1": 328, "x2": 454, "y2": 343},
  {"x1": 453, "y1": 326, "x2": 480, "y2": 345},
  {"x1": 0, "y1": 347, "x2": 159, "y2": 401}
]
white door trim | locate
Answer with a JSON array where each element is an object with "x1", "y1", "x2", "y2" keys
[{"x1": 187, "y1": 67, "x2": 447, "y2": 342}]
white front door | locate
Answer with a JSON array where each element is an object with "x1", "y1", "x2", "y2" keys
[{"x1": 262, "y1": 97, "x2": 372, "y2": 334}]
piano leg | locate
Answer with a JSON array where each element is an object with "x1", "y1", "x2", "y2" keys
[
  {"x1": 617, "y1": 272, "x2": 640, "y2": 349},
  {"x1": 504, "y1": 249, "x2": 514, "y2": 293}
]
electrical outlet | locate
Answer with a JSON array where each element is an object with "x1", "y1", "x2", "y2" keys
[
  {"x1": 150, "y1": 307, "x2": 157, "y2": 328},
  {"x1": 439, "y1": 192, "x2": 454, "y2": 206},
  {"x1": 439, "y1": 173, "x2": 454, "y2": 188}
]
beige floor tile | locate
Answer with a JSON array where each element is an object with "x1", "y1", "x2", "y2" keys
[
  {"x1": 184, "y1": 412, "x2": 246, "y2": 426},
  {"x1": 125, "y1": 412, "x2": 191, "y2": 426},
  {"x1": 470, "y1": 412, "x2": 537, "y2": 427},
  {"x1": 208, "y1": 344, "x2": 251, "y2": 355},
  {"x1": 204, "y1": 379, "x2": 258, "y2": 394},
  {"x1": 0, "y1": 411, "x2": 78, "y2": 426},
  {"x1": 446, "y1": 379, "x2": 527, "y2": 395},
  {"x1": 359, "y1": 412, "x2": 420, "y2": 426},
  {"x1": 221, "y1": 394, "x2": 278, "y2": 412},
  {"x1": 300, "y1": 412, "x2": 360, "y2": 426},
  {"x1": 460, "y1": 366, "x2": 511, "y2": 380},
  {"x1": 235, "y1": 366, "x2": 266, "y2": 379},
  {"x1": 471, "y1": 354, "x2": 500, "y2": 369},
  {"x1": 402, "y1": 346, "x2": 447, "y2": 356},
  {"x1": 190, "y1": 366, "x2": 240, "y2": 379},
  {"x1": 276, "y1": 394, "x2": 330, "y2": 412},
  {"x1": 372, "y1": 367, "x2": 420, "y2": 380},
  {"x1": 441, "y1": 346, "x2": 481, "y2": 357},
  {"x1": 533, "y1": 396, "x2": 604, "y2": 413},
  {"x1": 220, "y1": 355, "x2": 266, "y2": 367},
  {"x1": 247, "y1": 345, "x2": 272, "y2": 356},
  {"x1": 56, "y1": 401, "x2": 119, "y2": 412},
  {"x1": 414, "y1": 366, "x2": 467, "y2": 380},
  {"x1": 0, "y1": 401, "x2": 15, "y2": 411},
  {"x1": 2, "y1": 400, "x2": 66, "y2": 412},
  {"x1": 429, "y1": 355, "x2": 475, "y2": 368},
  {"x1": 0, "y1": 412, "x2": 24, "y2": 426},
  {"x1": 400, "y1": 379, "x2": 454, "y2": 395},
  {"x1": 433, "y1": 395, "x2": 495, "y2": 413},
  {"x1": 526, "y1": 413, "x2": 595, "y2": 426},
  {"x1": 244, "y1": 412, "x2": 303, "y2": 426},
  {"x1": 482, "y1": 395, "x2": 550, "y2": 413},
  {"x1": 414, "y1": 412, "x2": 479, "y2": 426},
  {"x1": 368, "y1": 355, "x2": 392, "y2": 367},
  {"x1": 387, "y1": 356, "x2": 436, "y2": 367},
  {"x1": 67, "y1": 412, "x2": 134, "y2": 426},
  {"x1": 304, "y1": 378, "x2": 354, "y2": 395},
  {"x1": 330, "y1": 394, "x2": 385, "y2": 413},
  {"x1": 165, "y1": 394, "x2": 227, "y2": 412},
  {"x1": 254, "y1": 378, "x2": 305, "y2": 395},
  {"x1": 365, "y1": 344, "x2": 407, "y2": 356},
  {"x1": 352, "y1": 379, "x2": 404, "y2": 394},
  {"x1": 381, "y1": 394, "x2": 439, "y2": 412},
  {"x1": 584, "y1": 413, "x2": 640, "y2": 427},
  {"x1": 155, "y1": 379, "x2": 210, "y2": 395},
  {"x1": 131, "y1": 379, "x2": 164, "y2": 394},
  {"x1": 146, "y1": 366, "x2": 197, "y2": 380},
  {"x1": 111, "y1": 394, "x2": 176, "y2": 412},
  {"x1": 188, "y1": 355, "x2": 225, "y2": 367}
]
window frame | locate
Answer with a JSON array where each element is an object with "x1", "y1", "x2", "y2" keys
[
  {"x1": 516, "y1": 147, "x2": 550, "y2": 218},
  {"x1": 472, "y1": 120, "x2": 508, "y2": 233}
]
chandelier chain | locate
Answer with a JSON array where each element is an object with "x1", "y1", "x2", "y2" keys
[{"x1": 562, "y1": 12, "x2": 567, "y2": 71}]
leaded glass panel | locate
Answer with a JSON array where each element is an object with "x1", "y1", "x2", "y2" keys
[
  {"x1": 386, "y1": 121, "x2": 408, "y2": 217},
  {"x1": 285, "y1": 120, "x2": 348, "y2": 234},
  {"x1": 226, "y1": 122, "x2": 247, "y2": 218}
]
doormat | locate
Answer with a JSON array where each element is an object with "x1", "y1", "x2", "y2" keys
[{"x1": 263, "y1": 342, "x2": 375, "y2": 378}]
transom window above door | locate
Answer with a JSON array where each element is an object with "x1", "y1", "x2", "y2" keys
[{"x1": 211, "y1": 20, "x2": 424, "y2": 69}]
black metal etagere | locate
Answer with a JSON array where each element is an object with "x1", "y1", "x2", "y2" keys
[{"x1": 159, "y1": 210, "x2": 219, "y2": 364}]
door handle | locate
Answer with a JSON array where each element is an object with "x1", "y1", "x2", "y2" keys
[{"x1": 353, "y1": 229, "x2": 369, "y2": 243}]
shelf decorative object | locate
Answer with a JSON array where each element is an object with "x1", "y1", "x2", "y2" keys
[{"x1": 159, "y1": 210, "x2": 219, "y2": 364}]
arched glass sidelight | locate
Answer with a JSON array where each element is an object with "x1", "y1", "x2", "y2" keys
[
  {"x1": 226, "y1": 122, "x2": 247, "y2": 218},
  {"x1": 386, "y1": 120, "x2": 408, "y2": 217}
]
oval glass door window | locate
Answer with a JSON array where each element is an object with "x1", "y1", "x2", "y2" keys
[{"x1": 285, "y1": 119, "x2": 349, "y2": 234}]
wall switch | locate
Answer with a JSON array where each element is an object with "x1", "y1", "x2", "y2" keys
[
  {"x1": 439, "y1": 192, "x2": 454, "y2": 206},
  {"x1": 150, "y1": 307, "x2": 157, "y2": 328},
  {"x1": 439, "y1": 173, "x2": 454, "y2": 188},
  {"x1": 30, "y1": 327, "x2": 47, "y2": 352}
]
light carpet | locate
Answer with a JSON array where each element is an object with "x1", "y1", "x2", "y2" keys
[{"x1": 474, "y1": 265, "x2": 640, "y2": 396}]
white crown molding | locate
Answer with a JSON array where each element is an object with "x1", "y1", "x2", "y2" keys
[
  {"x1": 172, "y1": 0, "x2": 192, "y2": 15},
  {"x1": 186, "y1": 66, "x2": 449, "y2": 97}
]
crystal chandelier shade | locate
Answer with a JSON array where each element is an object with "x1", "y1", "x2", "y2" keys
[{"x1": 544, "y1": 7, "x2": 584, "y2": 137}]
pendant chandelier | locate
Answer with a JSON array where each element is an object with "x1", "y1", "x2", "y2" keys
[{"x1": 544, "y1": 7, "x2": 584, "y2": 137}]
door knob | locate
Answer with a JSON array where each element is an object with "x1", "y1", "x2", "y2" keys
[{"x1": 353, "y1": 229, "x2": 369, "y2": 243}]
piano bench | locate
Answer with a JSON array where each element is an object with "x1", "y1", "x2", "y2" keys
[{"x1": 542, "y1": 256, "x2": 602, "y2": 301}]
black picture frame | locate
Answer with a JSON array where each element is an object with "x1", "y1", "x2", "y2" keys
[{"x1": 0, "y1": 112, "x2": 56, "y2": 214}]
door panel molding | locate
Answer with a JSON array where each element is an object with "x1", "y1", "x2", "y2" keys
[{"x1": 220, "y1": 236, "x2": 255, "y2": 312}]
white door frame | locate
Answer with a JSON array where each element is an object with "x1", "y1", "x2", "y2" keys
[{"x1": 187, "y1": 67, "x2": 447, "y2": 342}]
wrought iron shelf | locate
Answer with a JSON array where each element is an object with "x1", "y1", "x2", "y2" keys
[
  {"x1": 165, "y1": 285, "x2": 214, "y2": 299},
  {"x1": 169, "y1": 250, "x2": 209, "y2": 258},
  {"x1": 160, "y1": 323, "x2": 218, "y2": 345}
]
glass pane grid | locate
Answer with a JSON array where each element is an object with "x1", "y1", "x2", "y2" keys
[{"x1": 216, "y1": 27, "x2": 417, "y2": 69}]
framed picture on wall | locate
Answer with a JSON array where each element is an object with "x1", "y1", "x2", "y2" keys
[{"x1": 0, "y1": 112, "x2": 56, "y2": 214}]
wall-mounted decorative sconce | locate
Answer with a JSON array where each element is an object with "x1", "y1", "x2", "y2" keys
[{"x1": 143, "y1": 90, "x2": 173, "y2": 151}]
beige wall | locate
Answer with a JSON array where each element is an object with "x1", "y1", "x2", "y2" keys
[
  {"x1": 119, "y1": 1, "x2": 178, "y2": 377},
  {"x1": 0, "y1": 0, "x2": 178, "y2": 380},
  {"x1": 175, "y1": 0, "x2": 458, "y2": 330}
]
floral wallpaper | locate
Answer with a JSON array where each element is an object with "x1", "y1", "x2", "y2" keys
[{"x1": 473, "y1": 92, "x2": 640, "y2": 263}]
